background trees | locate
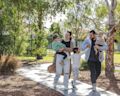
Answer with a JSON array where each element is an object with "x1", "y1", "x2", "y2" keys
[{"x1": 0, "y1": 0, "x2": 120, "y2": 91}]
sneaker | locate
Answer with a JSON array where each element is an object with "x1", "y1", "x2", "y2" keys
[
  {"x1": 92, "y1": 83, "x2": 96, "y2": 91},
  {"x1": 64, "y1": 87, "x2": 69, "y2": 90},
  {"x1": 54, "y1": 85, "x2": 56, "y2": 89},
  {"x1": 53, "y1": 82, "x2": 57, "y2": 89},
  {"x1": 71, "y1": 81, "x2": 77, "y2": 90},
  {"x1": 89, "y1": 90, "x2": 100, "y2": 96}
]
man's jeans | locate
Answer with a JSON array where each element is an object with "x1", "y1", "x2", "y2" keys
[{"x1": 88, "y1": 61, "x2": 101, "y2": 84}]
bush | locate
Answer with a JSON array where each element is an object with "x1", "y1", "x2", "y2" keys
[
  {"x1": 0, "y1": 55, "x2": 22, "y2": 75},
  {"x1": 80, "y1": 60, "x2": 106, "y2": 71},
  {"x1": 33, "y1": 48, "x2": 47, "y2": 56},
  {"x1": 80, "y1": 60, "x2": 89, "y2": 70}
]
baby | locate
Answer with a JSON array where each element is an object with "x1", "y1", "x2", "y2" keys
[
  {"x1": 52, "y1": 35, "x2": 67, "y2": 65},
  {"x1": 94, "y1": 33, "x2": 105, "y2": 55}
]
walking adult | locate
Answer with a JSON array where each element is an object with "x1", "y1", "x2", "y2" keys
[
  {"x1": 54, "y1": 31, "x2": 75, "y2": 90},
  {"x1": 82, "y1": 30, "x2": 107, "y2": 91}
]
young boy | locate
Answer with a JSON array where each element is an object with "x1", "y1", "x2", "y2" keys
[
  {"x1": 68, "y1": 47, "x2": 82, "y2": 89},
  {"x1": 52, "y1": 35, "x2": 67, "y2": 64}
]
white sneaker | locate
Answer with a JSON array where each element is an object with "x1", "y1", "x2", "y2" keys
[
  {"x1": 53, "y1": 82, "x2": 57, "y2": 89},
  {"x1": 92, "y1": 83, "x2": 96, "y2": 91},
  {"x1": 64, "y1": 87, "x2": 69, "y2": 90}
]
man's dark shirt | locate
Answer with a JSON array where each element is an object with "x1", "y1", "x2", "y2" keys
[{"x1": 88, "y1": 39, "x2": 99, "y2": 62}]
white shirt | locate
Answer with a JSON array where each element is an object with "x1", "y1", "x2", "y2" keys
[{"x1": 68, "y1": 53, "x2": 81, "y2": 68}]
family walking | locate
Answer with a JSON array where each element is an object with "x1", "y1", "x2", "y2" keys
[{"x1": 50, "y1": 30, "x2": 108, "y2": 93}]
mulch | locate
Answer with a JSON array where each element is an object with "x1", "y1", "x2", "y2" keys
[
  {"x1": 78, "y1": 70, "x2": 120, "y2": 95},
  {"x1": 0, "y1": 75, "x2": 63, "y2": 96}
]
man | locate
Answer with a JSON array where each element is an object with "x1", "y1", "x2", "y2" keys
[{"x1": 82, "y1": 30, "x2": 108, "y2": 91}]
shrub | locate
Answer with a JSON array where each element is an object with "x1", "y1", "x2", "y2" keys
[
  {"x1": 0, "y1": 55, "x2": 22, "y2": 75},
  {"x1": 33, "y1": 47, "x2": 47, "y2": 56},
  {"x1": 80, "y1": 60, "x2": 89, "y2": 70}
]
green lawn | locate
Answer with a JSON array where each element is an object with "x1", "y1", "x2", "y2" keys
[
  {"x1": 17, "y1": 51, "x2": 120, "y2": 65},
  {"x1": 17, "y1": 55, "x2": 54, "y2": 63},
  {"x1": 114, "y1": 52, "x2": 120, "y2": 64}
]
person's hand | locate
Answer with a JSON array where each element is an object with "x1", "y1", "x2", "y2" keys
[
  {"x1": 86, "y1": 44, "x2": 90, "y2": 48},
  {"x1": 94, "y1": 45, "x2": 100, "y2": 49},
  {"x1": 78, "y1": 48, "x2": 80, "y2": 53},
  {"x1": 64, "y1": 48, "x2": 72, "y2": 52},
  {"x1": 59, "y1": 48, "x2": 64, "y2": 52}
]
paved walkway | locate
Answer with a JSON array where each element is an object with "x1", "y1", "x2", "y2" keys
[{"x1": 17, "y1": 63, "x2": 119, "y2": 96}]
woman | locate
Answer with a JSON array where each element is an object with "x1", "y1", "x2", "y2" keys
[{"x1": 53, "y1": 31, "x2": 75, "y2": 90}]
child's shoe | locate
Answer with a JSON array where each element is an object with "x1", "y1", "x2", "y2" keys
[{"x1": 71, "y1": 81, "x2": 77, "y2": 90}]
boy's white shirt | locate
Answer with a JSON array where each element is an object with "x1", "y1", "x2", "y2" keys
[{"x1": 67, "y1": 52, "x2": 85, "y2": 68}]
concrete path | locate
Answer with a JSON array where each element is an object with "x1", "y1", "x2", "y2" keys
[{"x1": 17, "y1": 63, "x2": 119, "y2": 96}]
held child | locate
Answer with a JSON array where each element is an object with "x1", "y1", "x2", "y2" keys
[
  {"x1": 94, "y1": 33, "x2": 106, "y2": 63},
  {"x1": 52, "y1": 35, "x2": 67, "y2": 65},
  {"x1": 94, "y1": 33, "x2": 105, "y2": 55}
]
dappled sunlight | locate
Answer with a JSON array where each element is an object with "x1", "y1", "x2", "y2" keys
[{"x1": 17, "y1": 63, "x2": 118, "y2": 96}]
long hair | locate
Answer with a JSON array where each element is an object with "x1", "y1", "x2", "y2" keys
[{"x1": 67, "y1": 31, "x2": 72, "y2": 41}]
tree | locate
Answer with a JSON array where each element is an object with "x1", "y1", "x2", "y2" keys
[{"x1": 105, "y1": 0, "x2": 120, "y2": 93}]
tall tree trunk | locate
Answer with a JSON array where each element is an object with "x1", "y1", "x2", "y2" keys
[
  {"x1": 105, "y1": 0, "x2": 120, "y2": 94},
  {"x1": 105, "y1": 8, "x2": 116, "y2": 80}
]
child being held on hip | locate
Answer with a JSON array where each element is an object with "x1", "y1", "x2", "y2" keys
[
  {"x1": 52, "y1": 35, "x2": 67, "y2": 65},
  {"x1": 94, "y1": 33, "x2": 106, "y2": 55}
]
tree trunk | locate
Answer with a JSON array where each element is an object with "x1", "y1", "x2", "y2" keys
[
  {"x1": 105, "y1": 0, "x2": 120, "y2": 94},
  {"x1": 105, "y1": 0, "x2": 116, "y2": 80},
  {"x1": 105, "y1": 26, "x2": 115, "y2": 79}
]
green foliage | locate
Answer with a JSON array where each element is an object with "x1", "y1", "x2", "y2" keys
[
  {"x1": 50, "y1": 22, "x2": 61, "y2": 35},
  {"x1": 115, "y1": 31, "x2": 120, "y2": 43},
  {"x1": 0, "y1": 0, "x2": 120, "y2": 58},
  {"x1": 33, "y1": 47, "x2": 47, "y2": 56},
  {"x1": 96, "y1": 5, "x2": 108, "y2": 19},
  {"x1": 80, "y1": 60, "x2": 89, "y2": 70}
]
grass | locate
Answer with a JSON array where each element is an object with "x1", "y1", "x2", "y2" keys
[
  {"x1": 40, "y1": 55, "x2": 54, "y2": 63},
  {"x1": 17, "y1": 51, "x2": 120, "y2": 68},
  {"x1": 17, "y1": 55, "x2": 54, "y2": 63},
  {"x1": 114, "y1": 51, "x2": 120, "y2": 64},
  {"x1": 17, "y1": 56, "x2": 35, "y2": 61},
  {"x1": 101, "y1": 51, "x2": 120, "y2": 70},
  {"x1": 17, "y1": 49, "x2": 54, "y2": 63}
]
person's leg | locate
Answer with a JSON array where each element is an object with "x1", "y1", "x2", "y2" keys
[
  {"x1": 88, "y1": 61, "x2": 97, "y2": 91},
  {"x1": 63, "y1": 58, "x2": 70, "y2": 89},
  {"x1": 72, "y1": 67, "x2": 79, "y2": 89},
  {"x1": 88, "y1": 61, "x2": 96, "y2": 83},
  {"x1": 95, "y1": 61, "x2": 101, "y2": 80},
  {"x1": 54, "y1": 54, "x2": 63, "y2": 88},
  {"x1": 62, "y1": 52, "x2": 67, "y2": 60},
  {"x1": 56, "y1": 52, "x2": 67, "y2": 60},
  {"x1": 56, "y1": 52, "x2": 67, "y2": 65},
  {"x1": 73, "y1": 68, "x2": 79, "y2": 84}
]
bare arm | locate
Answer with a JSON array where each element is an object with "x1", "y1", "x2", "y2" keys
[{"x1": 64, "y1": 48, "x2": 73, "y2": 52}]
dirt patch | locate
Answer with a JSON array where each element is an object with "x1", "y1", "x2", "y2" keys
[{"x1": 0, "y1": 75, "x2": 63, "y2": 96}]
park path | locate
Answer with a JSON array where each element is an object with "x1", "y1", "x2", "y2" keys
[{"x1": 17, "y1": 63, "x2": 119, "y2": 96}]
